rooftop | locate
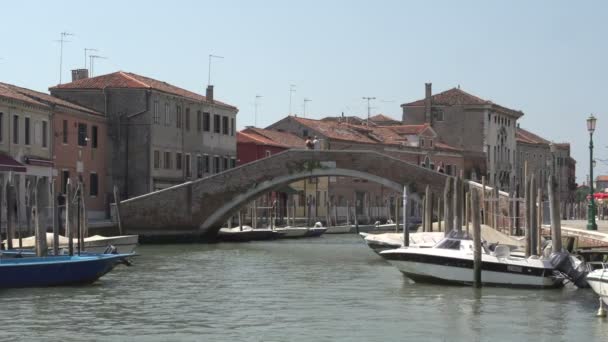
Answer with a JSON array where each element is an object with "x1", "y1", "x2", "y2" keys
[
  {"x1": 0, "y1": 82, "x2": 102, "y2": 115},
  {"x1": 238, "y1": 127, "x2": 305, "y2": 148},
  {"x1": 50, "y1": 71, "x2": 237, "y2": 110}
]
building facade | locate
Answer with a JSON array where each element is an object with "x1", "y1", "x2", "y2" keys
[
  {"x1": 401, "y1": 83, "x2": 523, "y2": 190},
  {"x1": 0, "y1": 83, "x2": 53, "y2": 229},
  {"x1": 1, "y1": 83, "x2": 109, "y2": 219},
  {"x1": 50, "y1": 71, "x2": 238, "y2": 200}
]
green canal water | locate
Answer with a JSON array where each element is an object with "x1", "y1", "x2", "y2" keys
[{"x1": 1, "y1": 235, "x2": 608, "y2": 341}]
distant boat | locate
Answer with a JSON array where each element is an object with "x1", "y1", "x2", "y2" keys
[
  {"x1": 303, "y1": 222, "x2": 327, "y2": 237},
  {"x1": 360, "y1": 232, "x2": 444, "y2": 254},
  {"x1": 3, "y1": 233, "x2": 138, "y2": 254},
  {"x1": 380, "y1": 233, "x2": 563, "y2": 288},
  {"x1": 218, "y1": 226, "x2": 284, "y2": 242},
  {"x1": 587, "y1": 268, "x2": 608, "y2": 305},
  {"x1": 274, "y1": 226, "x2": 310, "y2": 238},
  {"x1": 0, "y1": 253, "x2": 134, "y2": 288},
  {"x1": 324, "y1": 225, "x2": 351, "y2": 234}
]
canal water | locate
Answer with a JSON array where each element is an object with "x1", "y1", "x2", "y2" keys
[{"x1": 1, "y1": 235, "x2": 608, "y2": 341}]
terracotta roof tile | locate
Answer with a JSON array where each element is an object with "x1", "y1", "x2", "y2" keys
[
  {"x1": 0, "y1": 82, "x2": 102, "y2": 115},
  {"x1": 597, "y1": 175, "x2": 608, "y2": 182},
  {"x1": 241, "y1": 127, "x2": 305, "y2": 148},
  {"x1": 0, "y1": 83, "x2": 48, "y2": 108},
  {"x1": 369, "y1": 114, "x2": 398, "y2": 122},
  {"x1": 403, "y1": 88, "x2": 489, "y2": 107},
  {"x1": 516, "y1": 127, "x2": 551, "y2": 145},
  {"x1": 50, "y1": 71, "x2": 237, "y2": 110}
]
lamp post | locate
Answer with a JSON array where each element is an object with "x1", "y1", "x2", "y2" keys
[{"x1": 587, "y1": 114, "x2": 598, "y2": 230}]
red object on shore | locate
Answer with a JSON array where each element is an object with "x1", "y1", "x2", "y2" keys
[{"x1": 593, "y1": 192, "x2": 608, "y2": 199}]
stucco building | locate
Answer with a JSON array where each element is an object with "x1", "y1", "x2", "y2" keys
[
  {"x1": 0, "y1": 83, "x2": 54, "y2": 229},
  {"x1": 50, "y1": 71, "x2": 238, "y2": 200},
  {"x1": 401, "y1": 83, "x2": 523, "y2": 191}
]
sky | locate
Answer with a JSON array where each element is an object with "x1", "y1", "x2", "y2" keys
[{"x1": 1, "y1": 0, "x2": 607, "y2": 183}]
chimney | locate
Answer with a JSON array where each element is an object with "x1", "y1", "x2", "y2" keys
[
  {"x1": 425, "y1": 82, "x2": 432, "y2": 124},
  {"x1": 206, "y1": 85, "x2": 214, "y2": 103},
  {"x1": 71, "y1": 69, "x2": 89, "y2": 82}
]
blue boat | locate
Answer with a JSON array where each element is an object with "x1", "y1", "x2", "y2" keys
[{"x1": 0, "y1": 253, "x2": 134, "y2": 288}]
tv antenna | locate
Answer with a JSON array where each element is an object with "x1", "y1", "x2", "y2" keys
[
  {"x1": 56, "y1": 31, "x2": 74, "y2": 84},
  {"x1": 208, "y1": 54, "x2": 224, "y2": 86},
  {"x1": 84, "y1": 48, "x2": 98, "y2": 70},
  {"x1": 289, "y1": 84, "x2": 296, "y2": 115},
  {"x1": 362, "y1": 97, "x2": 376, "y2": 126},
  {"x1": 303, "y1": 98, "x2": 312, "y2": 118},
  {"x1": 89, "y1": 55, "x2": 107, "y2": 77}
]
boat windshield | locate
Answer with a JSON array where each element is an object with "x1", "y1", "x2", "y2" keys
[{"x1": 435, "y1": 238, "x2": 461, "y2": 250}]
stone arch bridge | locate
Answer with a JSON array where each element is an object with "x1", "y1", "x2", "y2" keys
[{"x1": 119, "y1": 150, "x2": 450, "y2": 238}]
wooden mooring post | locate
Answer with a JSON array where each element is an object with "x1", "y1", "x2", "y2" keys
[
  {"x1": 529, "y1": 175, "x2": 537, "y2": 256},
  {"x1": 437, "y1": 196, "x2": 442, "y2": 232},
  {"x1": 402, "y1": 185, "x2": 409, "y2": 247},
  {"x1": 465, "y1": 191, "x2": 471, "y2": 235},
  {"x1": 548, "y1": 175, "x2": 562, "y2": 253},
  {"x1": 66, "y1": 179, "x2": 73, "y2": 256},
  {"x1": 481, "y1": 176, "x2": 486, "y2": 225},
  {"x1": 52, "y1": 181, "x2": 59, "y2": 256},
  {"x1": 443, "y1": 177, "x2": 454, "y2": 235},
  {"x1": 6, "y1": 182, "x2": 15, "y2": 250},
  {"x1": 537, "y1": 185, "x2": 544, "y2": 256},
  {"x1": 424, "y1": 185, "x2": 432, "y2": 232},
  {"x1": 453, "y1": 176, "x2": 463, "y2": 232},
  {"x1": 524, "y1": 174, "x2": 531, "y2": 257},
  {"x1": 471, "y1": 188, "x2": 482, "y2": 288}
]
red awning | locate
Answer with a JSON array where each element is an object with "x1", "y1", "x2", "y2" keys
[
  {"x1": 0, "y1": 154, "x2": 26, "y2": 172},
  {"x1": 594, "y1": 192, "x2": 608, "y2": 199}
]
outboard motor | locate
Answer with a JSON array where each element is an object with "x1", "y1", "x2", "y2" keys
[{"x1": 550, "y1": 252, "x2": 590, "y2": 288}]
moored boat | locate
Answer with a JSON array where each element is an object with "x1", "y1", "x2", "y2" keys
[
  {"x1": 3, "y1": 233, "x2": 138, "y2": 254},
  {"x1": 380, "y1": 234, "x2": 563, "y2": 288},
  {"x1": 0, "y1": 253, "x2": 134, "y2": 288},
  {"x1": 360, "y1": 232, "x2": 444, "y2": 254},
  {"x1": 218, "y1": 226, "x2": 284, "y2": 242},
  {"x1": 587, "y1": 267, "x2": 608, "y2": 305},
  {"x1": 274, "y1": 226, "x2": 310, "y2": 238}
]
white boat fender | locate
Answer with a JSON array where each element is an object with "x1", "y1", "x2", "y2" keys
[{"x1": 314, "y1": 222, "x2": 323, "y2": 228}]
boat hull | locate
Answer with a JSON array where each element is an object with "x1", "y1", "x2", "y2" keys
[
  {"x1": 274, "y1": 227, "x2": 310, "y2": 238},
  {"x1": 587, "y1": 269, "x2": 608, "y2": 305},
  {"x1": 324, "y1": 225, "x2": 352, "y2": 234},
  {"x1": 381, "y1": 252, "x2": 562, "y2": 288},
  {"x1": 304, "y1": 227, "x2": 327, "y2": 237},
  {"x1": 0, "y1": 254, "x2": 131, "y2": 288},
  {"x1": 218, "y1": 229, "x2": 283, "y2": 242}
]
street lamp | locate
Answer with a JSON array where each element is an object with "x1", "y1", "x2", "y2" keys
[{"x1": 587, "y1": 114, "x2": 598, "y2": 230}]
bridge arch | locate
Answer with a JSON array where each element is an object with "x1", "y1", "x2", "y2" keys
[{"x1": 119, "y1": 149, "x2": 450, "y2": 238}]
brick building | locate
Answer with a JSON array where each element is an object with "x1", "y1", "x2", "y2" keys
[{"x1": 50, "y1": 71, "x2": 238, "y2": 200}]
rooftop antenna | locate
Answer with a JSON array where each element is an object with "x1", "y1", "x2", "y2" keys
[
  {"x1": 208, "y1": 54, "x2": 224, "y2": 86},
  {"x1": 89, "y1": 55, "x2": 107, "y2": 77},
  {"x1": 254, "y1": 95, "x2": 263, "y2": 127},
  {"x1": 289, "y1": 84, "x2": 296, "y2": 115},
  {"x1": 84, "y1": 48, "x2": 98, "y2": 70},
  {"x1": 303, "y1": 98, "x2": 312, "y2": 118},
  {"x1": 56, "y1": 31, "x2": 74, "y2": 84},
  {"x1": 362, "y1": 97, "x2": 376, "y2": 126}
]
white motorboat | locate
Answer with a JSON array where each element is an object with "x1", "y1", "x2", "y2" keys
[
  {"x1": 274, "y1": 226, "x2": 310, "y2": 238},
  {"x1": 360, "y1": 232, "x2": 444, "y2": 254},
  {"x1": 3, "y1": 233, "x2": 138, "y2": 254},
  {"x1": 380, "y1": 234, "x2": 563, "y2": 288},
  {"x1": 587, "y1": 267, "x2": 608, "y2": 305},
  {"x1": 325, "y1": 225, "x2": 352, "y2": 234}
]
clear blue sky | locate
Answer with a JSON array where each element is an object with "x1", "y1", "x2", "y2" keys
[{"x1": 1, "y1": 0, "x2": 606, "y2": 184}]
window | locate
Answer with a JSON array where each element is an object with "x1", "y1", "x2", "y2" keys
[
  {"x1": 230, "y1": 158, "x2": 236, "y2": 168},
  {"x1": 42, "y1": 121, "x2": 48, "y2": 148},
  {"x1": 12, "y1": 115, "x2": 18, "y2": 144},
  {"x1": 78, "y1": 123, "x2": 88, "y2": 146},
  {"x1": 164, "y1": 151, "x2": 172, "y2": 169},
  {"x1": 24, "y1": 117, "x2": 30, "y2": 145},
  {"x1": 265, "y1": 150, "x2": 271, "y2": 157},
  {"x1": 446, "y1": 164, "x2": 453, "y2": 176},
  {"x1": 185, "y1": 108, "x2": 190, "y2": 131},
  {"x1": 62, "y1": 120, "x2": 68, "y2": 144},
  {"x1": 0, "y1": 112, "x2": 3, "y2": 142},
  {"x1": 203, "y1": 112, "x2": 210, "y2": 132},
  {"x1": 223, "y1": 157, "x2": 228, "y2": 170},
  {"x1": 185, "y1": 154, "x2": 191, "y2": 178},
  {"x1": 204, "y1": 155, "x2": 210, "y2": 173},
  {"x1": 62, "y1": 170, "x2": 70, "y2": 193},
  {"x1": 176, "y1": 152, "x2": 182, "y2": 170},
  {"x1": 214, "y1": 156, "x2": 220, "y2": 173},
  {"x1": 164, "y1": 103, "x2": 170, "y2": 126},
  {"x1": 153, "y1": 101, "x2": 160, "y2": 124},
  {"x1": 154, "y1": 150, "x2": 160, "y2": 169},
  {"x1": 91, "y1": 125, "x2": 98, "y2": 148},
  {"x1": 197, "y1": 155, "x2": 203, "y2": 178},
  {"x1": 429, "y1": 139, "x2": 433, "y2": 148},
  {"x1": 89, "y1": 173, "x2": 98, "y2": 197},
  {"x1": 303, "y1": 129, "x2": 308, "y2": 137},
  {"x1": 432, "y1": 108, "x2": 444, "y2": 121},
  {"x1": 197, "y1": 111, "x2": 202, "y2": 132},
  {"x1": 176, "y1": 105, "x2": 182, "y2": 128},
  {"x1": 231, "y1": 118, "x2": 235, "y2": 136},
  {"x1": 213, "y1": 114, "x2": 220, "y2": 133},
  {"x1": 222, "y1": 116, "x2": 229, "y2": 135},
  {"x1": 420, "y1": 139, "x2": 425, "y2": 147}
]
